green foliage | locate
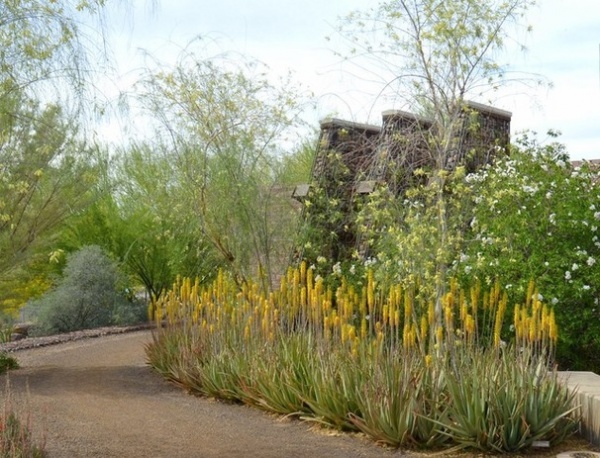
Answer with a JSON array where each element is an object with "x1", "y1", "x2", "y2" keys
[
  {"x1": 0, "y1": 353, "x2": 19, "y2": 374},
  {"x1": 0, "y1": 412, "x2": 44, "y2": 457},
  {"x1": 362, "y1": 168, "x2": 471, "y2": 293},
  {"x1": 349, "y1": 352, "x2": 449, "y2": 448},
  {"x1": 318, "y1": 0, "x2": 537, "y2": 323},
  {"x1": 443, "y1": 350, "x2": 576, "y2": 452},
  {"x1": 29, "y1": 245, "x2": 140, "y2": 334},
  {"x1": 60, "y1": 146, "x2": 222, "y2": 300}
]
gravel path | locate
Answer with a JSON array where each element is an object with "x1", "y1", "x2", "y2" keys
[{"x1": 1, "y1": 330, "x2": 403, "y2": 458}]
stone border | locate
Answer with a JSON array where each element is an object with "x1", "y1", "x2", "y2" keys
[{"x1": 0, "y1": 323, "x2": 156, "y2": 353}]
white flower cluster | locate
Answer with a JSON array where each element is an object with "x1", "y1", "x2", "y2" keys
[{"x1": 522, "y1": 185, "x2": 539, "y2": 195}]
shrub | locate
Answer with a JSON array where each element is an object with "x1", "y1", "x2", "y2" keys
[{"x1": 30, "y1": 245, "x2": 138, "y2": 334}]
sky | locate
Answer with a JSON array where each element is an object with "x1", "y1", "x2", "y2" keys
[{"x1": 100, "y1": 0, "x2": 600, "y2": 160}]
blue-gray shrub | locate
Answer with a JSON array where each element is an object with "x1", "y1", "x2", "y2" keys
[{"x1": 32, "y1": 246, "x2": 145, "y2": 334}]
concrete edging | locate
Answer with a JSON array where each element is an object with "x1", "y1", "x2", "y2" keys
[{"x1": 558, "y1": 371, "x2": 600, "y2": 446}]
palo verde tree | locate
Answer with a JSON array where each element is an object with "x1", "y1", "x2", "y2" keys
[
  {"x1": 0, "y1": 99, "x2": 101, "y2": 282},
  {"x1": 337, "y1": 0, "x2": 537, "y2": 322},
  {"x1": 135, "y1": 38, "x2": 307, "y2": 287},
  {"x1": 0, "y1": 0, "x2": 112, "y2": 310},
  {"x1": 0, "y1": 0, "x2": 114, "y2": 111}
]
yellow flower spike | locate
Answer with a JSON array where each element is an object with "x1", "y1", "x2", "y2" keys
[
  {"x1": 465, "y1": 314, "x2": 475, "y2": 343},
  {"x1": 428, "y1": 301, "x2": 435, "y2": 327},
  {"x1": 383, "y1": 304, "x2": 389, "y2": 326},
  {"x1": 520, "y1": 308, "x2": 528, "y2": 338},
  {"x1": 361, "y1": 318, "x2": 368, "y2": 339},
  {"x1": 529, "y1": 316, "x2": 536, "y2": 343},
  {"x1": 359, "y1": 289, "x2": 367, "y2": 317},
  {"x1": 244, "y1": 325, "x2": 250, "y2": 341},
  {"x1": 403, "y1": 323, "x2": 410, "y2": 343},
  {"x1": 300, "y1": 261, "x2": 307, "y2": 285},
  {"x1": 450, "y1": 277, "x2": 459, "y2": 297},
  {"x1": 444, "y1": 303, "x2": 453, "y2": 328},
  {"x1": 420, "y1": 315, "x2": 428, "y2": 342},
  {"x1": 493, "y1": 292, "x2": 507, "y2": 348},
  {"x1": 526, "y1": 279, "x2": 535, "y2": 309},
  {"x1": 306, "y1": 266, "x2": 313, "y2": 294},
  {"x1": 333, "y1": 315, "x2": 341, "y2": 335},
  {"x1": 549, "y1": 310, "x2": 558, "y2": 341},
  {"x1": 348, "y1": 325, "x2": 357, "y2": 342},
  {"x1": 425, "y1": 354, "x2": 432, "y2": 368},
  {"x1": 482, "y1": 291, "x2": 490, "y2": 311},
  {"x1": 367, "y1": 270, "x2": 375, "y2": 315},
  {"x1": 405, "y1": 327, "x2": 416, "y2": 350},
  {"x1": 494, "y1": 280, "x2": 502, "y2": 308},
  {"x1": 394, "y1": 310, "x2": 400, "y2": 328},
  {"x1": 436, "y1": 326, "x2": 444, "y2": 346},
  {"x1": 459, "y1": 294, "x2": 467, "y2": 325}
]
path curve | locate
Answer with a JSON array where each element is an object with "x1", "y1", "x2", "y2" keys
[{"x1": 2, "y1": 330, "x2": 402, "y2": 458}]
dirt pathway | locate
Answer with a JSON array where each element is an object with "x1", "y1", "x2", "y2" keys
[{"x1": 2, "y1": 330, "x2": 402, "y2": 458}]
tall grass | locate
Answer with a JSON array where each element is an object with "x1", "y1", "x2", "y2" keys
[
  {"x1": 146, "y1": 266, "x2": 577, "y2": 453},
  {"x1": 0, "y1": 382, "x2": 45, "y2": 457}
]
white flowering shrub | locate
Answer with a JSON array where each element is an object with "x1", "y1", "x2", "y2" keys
[{"x1": 455, "y1": 132, "x2": 600, "y2": 370}]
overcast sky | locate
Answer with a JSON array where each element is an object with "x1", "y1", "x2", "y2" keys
[{"x1": 102, "y1": 0, "x2": 600, "y2": 160}]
